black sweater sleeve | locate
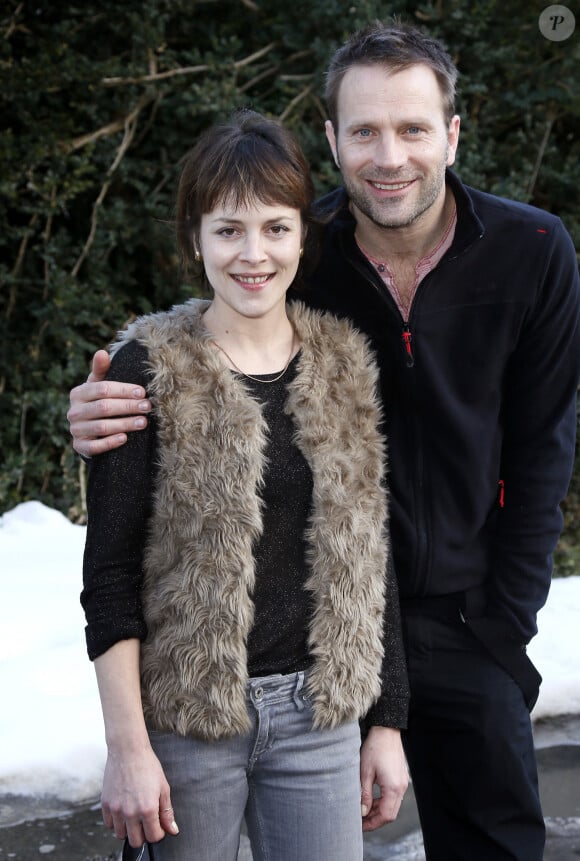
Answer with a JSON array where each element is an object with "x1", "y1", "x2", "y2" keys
[
  {"x1": 362, "y1": 552, "x2": 410, "y2": 732},
  {"x1": 81, "y1": 340, "x2": 157, "y2": 660}
]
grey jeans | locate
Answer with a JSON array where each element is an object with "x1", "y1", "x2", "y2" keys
[{"x1": 148, "y1": 671, "x2": 363, "y2": 861}]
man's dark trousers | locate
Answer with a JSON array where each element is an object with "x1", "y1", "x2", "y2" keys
[{"x1": 401, "y1": 602, "x2": 545, "y2": 861}]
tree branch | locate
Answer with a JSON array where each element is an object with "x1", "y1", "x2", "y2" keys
[
  {"x1": 239, "y1": 49, "x2": 313, "y2": 95},
  {"x1": 239, "y1": 64, "x2": 279, "y2": 94},
  {"x1": 278, "y1": 85, "x2": 313, "y2": 123},
  {"x1": 527, "y1": 114, "x2": 556, "y2": 200},
  {"x1": 63, "y1": 41, "x2": 280, "y2": 154},
  {"x1": 233, "y1": 41, "x2": 277, "y2": 68},
  {"x1": 17, "y1": 394, "x2": 29, "y2": 496},
  {"x1": 2, "y1": 2, "x2": 24, "y2": 40},
  {"x1": 70, "y1": 98, "x2": 147, "y2": 278},
  {"x1": 102, "y1": 62, "x2": 209, "y2": 87},
  {"x1": 5, "y1": 212, "x2": 39, "y2": 321},
  {"x1": 65, "y1": 92, "x2": 155, "y2": 153},
  {"x1": 311, "y1": 93, "x2": 328, "y2": 122},
  {"x1": 42, "y1": 185, "x2": 56, "y2": 302},
  {"x1": 101, "y1": 41, "x2": 278, "y2": 87}
]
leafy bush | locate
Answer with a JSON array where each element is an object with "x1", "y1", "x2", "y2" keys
[{"x1": 1, "y1": 0, "x2": 578, "y2": 572}]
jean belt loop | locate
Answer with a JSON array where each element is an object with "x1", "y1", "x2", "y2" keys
[{"x1": 293, "y1": 671, "x2": 306, "y2": 711}]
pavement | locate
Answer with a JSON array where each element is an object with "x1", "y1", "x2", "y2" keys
[{"x1": 1, "y1": 715, "x2": 579, "y2": 861}]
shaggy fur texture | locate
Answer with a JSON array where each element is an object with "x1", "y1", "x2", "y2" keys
[{"x1": 113, "y1": 299, "x2": 389, "y2": 740}]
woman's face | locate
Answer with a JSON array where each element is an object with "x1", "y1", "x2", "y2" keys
[{"x1": 198, "y1": 200, "x2": 303, "y2": 321}]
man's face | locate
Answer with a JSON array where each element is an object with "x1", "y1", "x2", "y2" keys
[{"x1": 325, "y1": 64, "x2": 460, "y2": 231}]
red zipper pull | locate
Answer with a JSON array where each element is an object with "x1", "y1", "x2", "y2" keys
[
  {"x1": 402, "y1": 324, "x2": 414, "y2": 367},
  {"x1": 498, "y1": 479, "x2": 505, "y2": 508}
]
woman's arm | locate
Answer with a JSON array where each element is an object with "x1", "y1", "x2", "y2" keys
[
  {"x1": 360, "y1": 554, "x2": 410, "y2": 830},
  {"x1": 82, "y1": 341, "x2": 177, "y2": 846},
  {"x1": 81, "y1": 340, "x2": 156, "y2": 659},
  {"x1": 94, "y1": 639, "x2": 179, "y2": 847}
]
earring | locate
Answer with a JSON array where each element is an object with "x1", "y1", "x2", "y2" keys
[
  {"x1": 194, "y1": 250, "x2": 201, "y2": 262},
  {"x1": 299, "y1": 247, "x2": 304, "y2": 258}
]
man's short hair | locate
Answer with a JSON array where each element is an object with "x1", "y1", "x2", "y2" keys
[{"x1": 325, "y1": 21, "x2": 459, "y2": 130}]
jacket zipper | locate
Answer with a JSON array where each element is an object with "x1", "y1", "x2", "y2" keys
[
  {"x1": 402, "y1": 323, "x2": 414, "y2": 367},
  {"x1": 339, "y1": 204, "x2": 484, "y2": 596},
  {"x1": 349, "y1": 254, "x2": 417, "y2": 369}
]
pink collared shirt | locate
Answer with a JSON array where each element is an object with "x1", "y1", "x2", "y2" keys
[{"x1": 357, "y1": 207, "x2": 457, "y2": 320}]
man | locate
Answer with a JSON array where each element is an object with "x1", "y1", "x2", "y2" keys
[{"x1": 69, "y1": 23, "x2": 580, "y2": 860}]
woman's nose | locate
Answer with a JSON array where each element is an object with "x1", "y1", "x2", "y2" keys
[{"x1": 240, "y1": 232, "x2": 267, "y2": 263}]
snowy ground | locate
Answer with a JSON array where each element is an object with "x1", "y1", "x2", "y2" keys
[{"x1": 1, "y1": 500, "x2": 579, "y2": 804}]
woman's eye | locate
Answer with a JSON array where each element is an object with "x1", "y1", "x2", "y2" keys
[
  {"x1": 269, "y1": 224, "x2": 290, "y2": 235},
  {"x1": 217, "y1": 227, "x2": 238, "y2": 237}
]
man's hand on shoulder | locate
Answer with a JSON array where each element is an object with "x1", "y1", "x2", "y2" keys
[{"x1": 68, "y1": 349, "x2": 151, "y2": 457}]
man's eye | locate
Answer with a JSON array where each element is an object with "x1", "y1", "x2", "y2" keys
[
  {"x1": 356, "y1": 128, "x2": 373, "y2": 138},
  {"x1": 406, "y1": 127, "x2": 421, "y2": 135}
]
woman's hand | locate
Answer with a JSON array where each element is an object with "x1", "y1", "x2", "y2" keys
[
  {"x1": 360, "y1": 726, "x2": 409, "y2": 831},
  {"x1": 93, "y1": 640, "x2": 179, "y2": 847},
  {"x1": 101, "y1": 742, "x2": 179, "y2": 847}
]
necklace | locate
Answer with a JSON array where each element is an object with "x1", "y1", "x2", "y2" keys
[{"x1": 211, "y1": 332, "x2": 296, "y2": 384}]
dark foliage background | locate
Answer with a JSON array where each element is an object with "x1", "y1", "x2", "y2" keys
[{"x1": 1, "y1": 0, "x2": 578, "y2": 572}]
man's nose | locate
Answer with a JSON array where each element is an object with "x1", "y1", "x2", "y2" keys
[{"x1": 373, "y1": 133, "x2": 406, "y2": 171}]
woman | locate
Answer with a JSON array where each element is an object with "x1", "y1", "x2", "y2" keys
[{"x1": 81, "y1": 109, "x2": 409, "y2": 861}]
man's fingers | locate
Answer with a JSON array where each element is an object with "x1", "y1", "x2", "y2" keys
[
  {"x1": 68, "y1": 397, "x2": 150, "y2": 431},
  {"x1": 73, "y1": 434, "x2": 129, "y2": 458},
  {"x1": 87, "y1": 383, "x2": 149, "y2": 404},
  {"x1": 70, "y1": 382, "x2": 150, "y2": 407},
  {"x1": 72, "y1": 410, "x2": 149, "y2": 435},
  {"x1": 88, "y1": 349, "x2": 112, "y2": 384},
  {"x1": 68, "y1": 411, "x2": 150, "y2": 458},
  {"x1": 67, "y1": 377, "x2": 151, "y2": 455},
  {"x1": 70, "y1": 414, "x2": 149, "y2": 458}
]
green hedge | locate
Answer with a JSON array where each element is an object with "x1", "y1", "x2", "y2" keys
[{"x1": 1, "y1": 0, "x2": 578, "y2": 572}]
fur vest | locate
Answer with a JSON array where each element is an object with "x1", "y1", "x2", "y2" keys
[{"x1": 113, "y1": 299, "x2": 389, "y2": 740}]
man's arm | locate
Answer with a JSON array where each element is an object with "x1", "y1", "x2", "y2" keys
[
  {"x1": 68, "y1": 350, "x2": 152, "y2": 457},
  {"x1": 489, "y1": 218, "x2": 580, "y2": 641}
]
